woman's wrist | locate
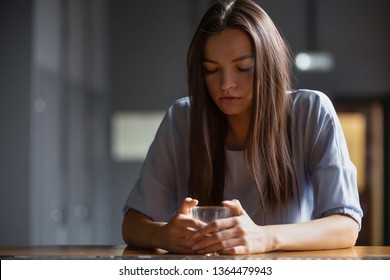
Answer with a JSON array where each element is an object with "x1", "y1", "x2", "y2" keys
[
  {"x1": 262, "y1": 225, "x2": 280, "y2": 252},
  {"x1": 150, "y1": 222, "x2": 166, "y2": 249}
]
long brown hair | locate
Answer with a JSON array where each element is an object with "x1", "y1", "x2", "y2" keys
[{"x1": 187, "y1": 0, "x2": 297, "y2": 212}]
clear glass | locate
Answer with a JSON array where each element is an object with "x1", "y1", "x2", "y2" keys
[{"x1": 190, "y1": 206, "x2": 232, "y2": 256}]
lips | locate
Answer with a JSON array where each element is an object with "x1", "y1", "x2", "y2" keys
[{"x1": 219, "y1": 96, "x2": 241, "y2": 104}]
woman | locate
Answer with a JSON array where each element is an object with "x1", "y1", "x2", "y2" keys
[{"x1": 122, "y1": 0, "x2": 363, "y2": 255}]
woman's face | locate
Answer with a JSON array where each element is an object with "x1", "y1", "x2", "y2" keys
[{"x1": 203, "y1": 28, "x2": 254, "y2": 119}]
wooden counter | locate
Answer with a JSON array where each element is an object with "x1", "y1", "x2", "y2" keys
[{"x1": 1, "y1": 245, "x2": 390, "y2": 259}]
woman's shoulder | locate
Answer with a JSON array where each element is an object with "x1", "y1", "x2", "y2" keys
[
  {"x1": 289, "y1": 89, "x2": 336, "y2": 116},
  {"x1": 173, "y1": 96, "x2": 190, "y2": 105},
  {"x1": 163, "y1": 97, "x2": 191, "y2": 131},
  {"x1": 168, "y1": 97, "x2": 191, "y2": 115}
]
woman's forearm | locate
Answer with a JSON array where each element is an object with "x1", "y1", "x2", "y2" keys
[
  {"x1": 268, "y1": 214, "x2": 359, "y2": 251},
  {"x1": 122, "y1": 198, "x2": 204, "y2": 254},
  {"x1": 122, "y1": 210, "x2": 165, "y2": 249}
]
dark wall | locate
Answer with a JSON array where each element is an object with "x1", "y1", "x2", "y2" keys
[
  {"x1": 258, "y1": 0, "x2": 390, "y2": 95},
  {"x1": 110, "y1": 0, "x2": 196, "y2": 112},
  {"x1": 315, "y1": 0, "x2": 390, "y2": 94},
  {"x1": 0, "y1": 0, "x2": 32, "y2": 244},
  {"x1": 108, "y1": 0, "x2": 205, "y2": 243}
]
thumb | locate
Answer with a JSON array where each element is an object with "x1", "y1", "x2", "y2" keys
[
  {"x1": 222, "y1": 199, "x2": 246, "y2": 216},
  {"x1": 177, "y1": 197, "x2": 199, "y2": 215}
]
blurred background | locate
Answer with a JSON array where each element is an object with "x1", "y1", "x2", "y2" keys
[{"x1": 0, "y1": 0, "x2": 389, "y2": 246}]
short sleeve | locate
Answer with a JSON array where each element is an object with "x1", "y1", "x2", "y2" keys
[
  {"x1": 301, "y1": 91, "x2": 363, "y2": 227},
  {"x1": 122, "y1": 98, "x2": 191, "y2": 222}
]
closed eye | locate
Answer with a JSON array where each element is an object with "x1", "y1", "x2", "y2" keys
[
  {"x1": 237, "y1": 65, "x2": 254, "y2": 72},
  {"x1": 203, "y1": 67, "x2": 219, "y2": 75}
]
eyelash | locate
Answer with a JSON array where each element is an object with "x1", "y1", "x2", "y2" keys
[
  {"x1": 203, "y1": 66, "x2": 254, "y2": 75},
  {"x1": 237, "y1": 66, "x2": 254, "y2": 72},
  {"x1": 204, "y1": 68, "x2": 218, "y2": 75}
]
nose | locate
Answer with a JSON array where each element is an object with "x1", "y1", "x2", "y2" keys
[{"x1": 220, "y1": 70, "x2": 236, "y2": 91}]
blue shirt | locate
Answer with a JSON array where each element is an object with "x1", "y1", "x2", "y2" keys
[{"x1": 123, "y1": 90, "x2": 363, "y2": 228}]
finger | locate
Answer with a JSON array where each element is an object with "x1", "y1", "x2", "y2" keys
[
  {"x1": 186, "y1": 219, "x2": 208, "y2": 233},
  {"x1": 198, "y1": 236, "x2": 245, "y2": 255},
  {"x1": 194, "y1": 234, "x2": 234, "y2": 255},
  {"x1": 174, "y1": 211, "x2": 207, "y2": 231},
  {"x1": 177, "y1": 197, "x2": 199, "y2": 215},
  {"x1": 192, "y1": 225, "x2": 235, "y2": 250},
  {"x1": 192, "y1": 234, "x2": 217, "y2": 252},
  {"x1": 222, "y1": 199, "x2": 246, "y2": 216},
  {"x1": 191, "y1": 217, "x2": 231, "y2": 241},
  {"x1": 219, "y1": 245, "x2": 247, "y2": 255}
]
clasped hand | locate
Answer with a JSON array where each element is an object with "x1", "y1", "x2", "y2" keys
[{"x1": 157, "y1": 197, "x2": 270, "y2": 255}]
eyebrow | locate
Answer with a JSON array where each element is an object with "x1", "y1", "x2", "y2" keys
[{"x1": 202, "y1": 55, "x2": 254, "y2": 64}]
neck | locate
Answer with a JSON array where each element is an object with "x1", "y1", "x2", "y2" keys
[{"x1": 225, "y1": 114, "x2": 250, "y2": 150}]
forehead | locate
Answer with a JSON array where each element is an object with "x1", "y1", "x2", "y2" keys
[{"x1": 203, "y1": 28, "x2": 253, "y2": 60}]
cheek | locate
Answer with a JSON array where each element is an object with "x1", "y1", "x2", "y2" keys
[
  {"x1": 204, "y1": 76, "x2": 219, "y2": 97},
  {"x1": 245, "y1": 82, "x2": 254, "y2": 97},
  {"x1": 239, "y1": 74, "x2": 254, "y2": 96}
]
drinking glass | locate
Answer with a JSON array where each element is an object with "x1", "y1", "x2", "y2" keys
[{"x1": 190, "y1": 206, "x2": 232, "y2": 256}]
